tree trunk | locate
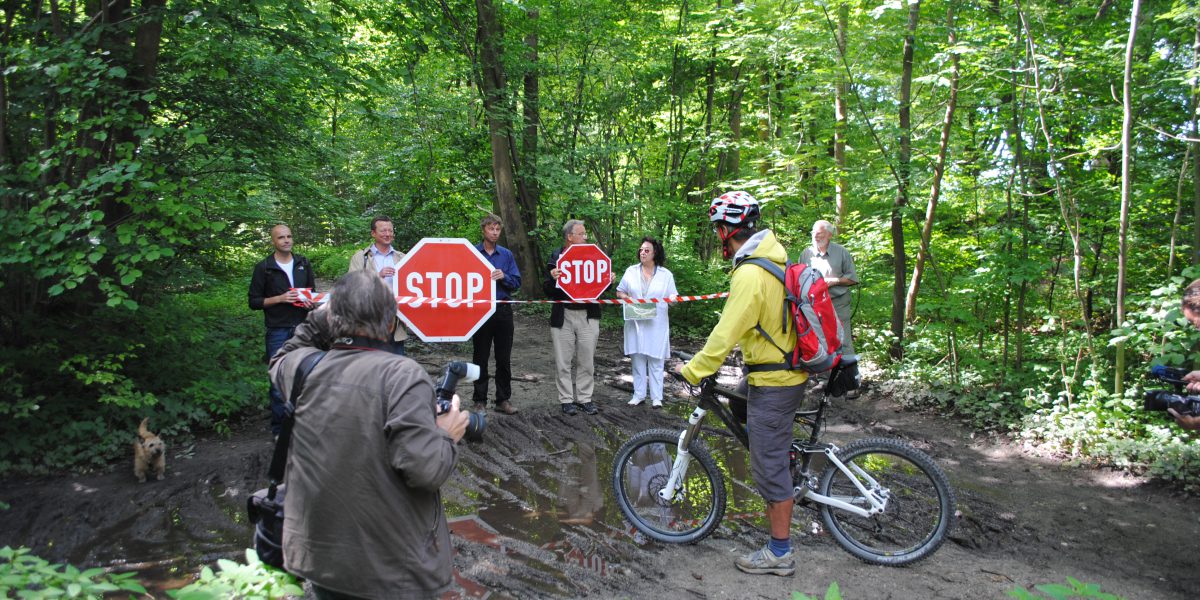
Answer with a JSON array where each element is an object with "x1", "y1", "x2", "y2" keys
[
  {"x1": 0, "y1": 3, "x2": 12, "y2": 170},
  {"x1": 1193, "y1": 21, "x2": 1200, "y2": 266},
  {"x1": 518, "y1": 9, "x2": 541, "y2": 240},
  {"x1": 1169, "y1": 147, "x2": 1190, "y2": 277},
  {"x1": 97, "y1": 0, "x2": 164, "y2": 286},
  {"x1": 1115, "y1": 0, "x2": 1142, "y2": 396},
  {"x1": 833, "y1": 2, "x2": 849, "y2": 228},
  {"x1": 890, "y1": 0, "x2": 920, "y2": 361},
  {"x1": 1017, "y1": 0, "x2": 1096, "y2": 372},
  {"x1": 904, "y1": 3, "x2": 957, "y2": 322},
  {"x1": 475, "y1": 0, "x2": 541, "y2": 291}
]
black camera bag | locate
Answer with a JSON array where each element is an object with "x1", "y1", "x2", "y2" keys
[
  {"x1": 826, "y1": 357, "x2": 861, "y2": 397},
  {"x1": 247, "y1": 484, "x2": 287, "y2": 567},
  {"x1": 247, "y1": 350, "x2": 325, "y2": 570}
]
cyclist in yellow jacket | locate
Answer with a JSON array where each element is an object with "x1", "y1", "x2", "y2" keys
[{"x1": 679, "y1": 191, "x2": 807, "y2": 577}]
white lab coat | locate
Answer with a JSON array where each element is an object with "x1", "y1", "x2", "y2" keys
[{"x1": 616, "y1": 264, "x2": 677, "y2": 359}]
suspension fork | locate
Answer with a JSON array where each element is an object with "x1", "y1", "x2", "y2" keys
[{"x1": 656, "y1": 405, "x2": 709, "y2": 502}]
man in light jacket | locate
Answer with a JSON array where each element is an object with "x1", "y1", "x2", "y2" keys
[{"x1": 348, "y1": 216, "x2": 409, "y2": 354}]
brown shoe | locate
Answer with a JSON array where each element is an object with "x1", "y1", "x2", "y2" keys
[{"x1": 496, "y1": 401, "x2": 519, "y2": 415}]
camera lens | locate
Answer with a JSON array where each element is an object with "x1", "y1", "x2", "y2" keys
[{"x1": 463, "y1": 412, "x2": 486, "y2": 442}]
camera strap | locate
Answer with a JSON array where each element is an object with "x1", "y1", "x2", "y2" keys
[
  {"x1": 331, "y1": 336, "x2": 394, "y2": 352},
  {"x1": 267, "y1": 350, "x2": 326, "y2": 499}
]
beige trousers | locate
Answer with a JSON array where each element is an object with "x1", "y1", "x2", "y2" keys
[{"x1": 551, "y1": 309, "x2": 599, "y2": 404}]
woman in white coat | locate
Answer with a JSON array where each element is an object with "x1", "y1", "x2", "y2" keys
[{"x1": 615, "y1": 237, "x2": 678, "y2": 408}]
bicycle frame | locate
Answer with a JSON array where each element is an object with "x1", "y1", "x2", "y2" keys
[{"x1": 660, "y1": 373, "x2": 888, "y2": 519}]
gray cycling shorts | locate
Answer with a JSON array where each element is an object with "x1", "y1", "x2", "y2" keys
[{"x1": 747, "y1": 382, "x2": 805, "y2": 502}]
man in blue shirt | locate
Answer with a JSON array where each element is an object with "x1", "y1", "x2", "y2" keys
[{"x1": 472, "y1": 214, "x2": 522, "y2": 415}]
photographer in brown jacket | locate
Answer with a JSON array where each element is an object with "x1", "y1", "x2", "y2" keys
[{"x1": 270, "y1": 270, "x2": 468, "y2": 599}]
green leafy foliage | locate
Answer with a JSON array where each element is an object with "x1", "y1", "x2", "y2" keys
[
  {"x1": 0, "y1": 0, "x2": 1198, "y2": 490},
  {"x1": 166, "y1": 550, "x2": 302, "y2": 600},
  {"x1": 0, "y1": 279, "x2": 263, "y2": 475},
  {"x1": 1008, "y1": 577, "x2": 1125, "y2": 600},
  {"x1": 0, "y1": 546, "x2": 147, "y2": 599},
  {"x1": 793, "y1": 582, "x2": 842, "y2": 600}
]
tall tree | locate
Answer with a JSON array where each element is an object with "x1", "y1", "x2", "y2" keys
[
  {"x1": 1114, "y1": 0, "x2": 1142, "y2": 395},
  {"x1": 834, "y1": 1, "x2": 849, "y2": 228},
  {"x1": 519, "y1": 8, "x2": 542, "y2": 239},
  {"x1": 890, "y1": 0, "x2": 920, "y2": 361},
  {"x1": 473, "y1": 0, "x2": 541, "y2": 286},
  {"x1": 905, "y1": 3, "x2": 959, "y2": 322},
  {"x1": 1193, "y1": 20, "x2": 1200, "y2": 267}
]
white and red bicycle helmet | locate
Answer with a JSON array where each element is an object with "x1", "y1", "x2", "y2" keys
[
  {"x1": 709, "y1": 191, "x2": 760, "y2": 258},
  {"x1": 708, "y1": 191, "x2": 760, "y2": 227}
]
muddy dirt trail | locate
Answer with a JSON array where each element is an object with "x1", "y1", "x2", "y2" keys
[{"x1": 2, "y1": 311, "x2": 1198, "y2": 599}]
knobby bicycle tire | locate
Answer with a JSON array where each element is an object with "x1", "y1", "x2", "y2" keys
[
  {"x1": 611, "y1": 428, "x2": 726, "y2": 544},
  {"x1": 817, "y1": 437, "x2": 955, "y2": 566}
]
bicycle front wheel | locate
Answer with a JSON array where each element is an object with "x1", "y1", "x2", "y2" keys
[
  {"x1": 817, "y1": 437, "x2": 955, "y2": 566},
  {"x1": 611, "y1": 428, "x2": 726, "y2": 544}
]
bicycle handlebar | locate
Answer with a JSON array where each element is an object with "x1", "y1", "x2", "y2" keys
[{"x1": 669, "y1": 351, "x2": 693, "y2": 384}]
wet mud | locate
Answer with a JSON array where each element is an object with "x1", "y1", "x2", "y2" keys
[{"x1": 2, "y1": 311, "x2": 1198, "y2": 599}]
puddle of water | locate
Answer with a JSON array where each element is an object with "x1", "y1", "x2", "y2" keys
[{"x1": 442, "y1": 425, "x2": 796, "y2": 594}]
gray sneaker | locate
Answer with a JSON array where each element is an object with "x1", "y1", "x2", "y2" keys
[{"x1": 734, "y1": 545, "x2": 795, "y2": 576}]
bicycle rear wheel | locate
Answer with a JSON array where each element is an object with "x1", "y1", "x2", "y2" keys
[
  {"x1": 817, "y1": 437, "x2": 955, "y2": 566},
  {"x1": 611, "y1": 428, "x2": 726, "y2": 544}
]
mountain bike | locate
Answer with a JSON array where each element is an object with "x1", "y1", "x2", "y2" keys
[{"x1": 611, "y1": 354, "x2": 956, "y2": 566}]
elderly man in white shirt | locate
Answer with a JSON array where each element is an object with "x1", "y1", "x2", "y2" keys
[{"x1": 799, "y1": 220, "x2": 859, "y2": 395}]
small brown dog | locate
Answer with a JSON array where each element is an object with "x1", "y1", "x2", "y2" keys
[{"x1": 133, "y1": 417, "x2": 166, "y2": 483}]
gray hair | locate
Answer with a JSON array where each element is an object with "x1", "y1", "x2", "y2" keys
[
  {"x1": 329, "y1": 269, "x2": 394, "y2": 340},
  {"x1": 812, "y1": 220, "x2": 837, "y2": 237},
  {"x1": 562, "y1": 219, "x2": 585, "y2": 240},
  {"x1": 1184, "y1": 279, "x2": 1200, "y2": 314}
]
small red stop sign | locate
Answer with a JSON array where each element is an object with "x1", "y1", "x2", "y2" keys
[
  {"x1": 395, "y1": 238, "x2": 496, "y2": 342},
  {"x1": 556, "y1": 243, "x2": 611, "y2": 301}
]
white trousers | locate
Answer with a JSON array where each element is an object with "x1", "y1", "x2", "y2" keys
[{"x1": 630, "y1": 353, "x2": 665, "y2": 402}]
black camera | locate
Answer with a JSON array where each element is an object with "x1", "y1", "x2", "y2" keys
[
  {"x1": 436, "y1": 361, "x2": 485, "y2": 441},
  {"x1": 1143, "y1": 365, "x2": 1200, "y2": 416}
]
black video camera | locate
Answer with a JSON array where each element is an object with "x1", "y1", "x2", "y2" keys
[
  {"x1": 436, "y1": 361, "x2": 486, "y2": 441},
  {"x1": 1143, "y1": 365, "x2": 1200, "y2": 417}
]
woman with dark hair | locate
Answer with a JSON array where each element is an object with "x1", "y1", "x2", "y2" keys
[{"x1": 615, "y1": 237, "x2": 678, "y2": 408}]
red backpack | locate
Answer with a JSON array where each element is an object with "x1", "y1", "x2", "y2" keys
[{"x1": 738, "y1": 257, "x2": 844, "y2": 373}]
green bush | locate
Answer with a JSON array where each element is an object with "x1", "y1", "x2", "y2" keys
[
  {"x1": 303, "y1": 243, "x2": 359, "y2": 281},
  {"x1": 0, "y1": 277, "x2": 265, "y2": 475},
  {"x1": 0, "y1": 546, "x2": 147, "y2": 599},
  {"x1": 1008, "y1": 577, "x2": 1126, "y2": 599},
  {"x1": 660, "y1": 250, "x2": 729, "y2": 338},
  {"x1": 0, "y1": 546, "x2": 301, "y2": 600},
  {"x1": 167, "y1": 550, "x2": 302, "y2": 600}
]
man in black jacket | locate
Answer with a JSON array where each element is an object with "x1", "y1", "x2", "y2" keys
[
  {"x1": 248, "y1": 224, "x2": 315, "y2": 437},
  {"x1": 543, "y1": 219, "x2": 606, "y2": 416}
]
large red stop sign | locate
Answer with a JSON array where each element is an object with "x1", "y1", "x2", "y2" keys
[
  {"x1": 556, "y1": 243, "x2": 611, "y2": 301},
  {"x1": 395, "y1": 238, "x2": 496, "y2": 342}
]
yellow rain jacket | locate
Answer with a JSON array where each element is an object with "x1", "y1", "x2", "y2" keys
[{"x1": 682, "y1": 230, "x2": 808, "y2": 388}]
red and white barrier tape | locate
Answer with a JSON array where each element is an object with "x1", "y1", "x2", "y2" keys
[{"x1": 292, "y1": 288, "x2": 727, "y2": 307}]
